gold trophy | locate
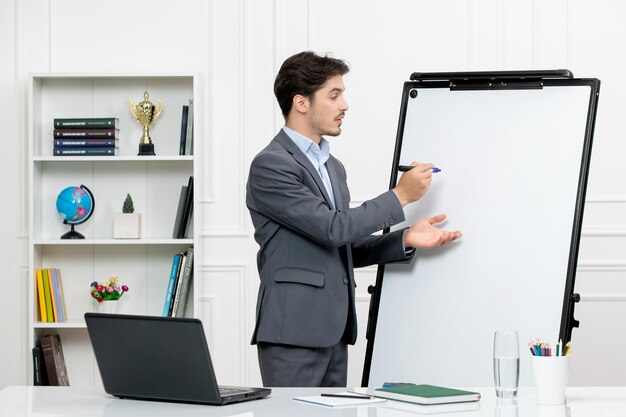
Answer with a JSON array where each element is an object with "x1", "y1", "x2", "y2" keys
[{"x1": 129, "y1": 91, "x2": 163, "y2": 155}]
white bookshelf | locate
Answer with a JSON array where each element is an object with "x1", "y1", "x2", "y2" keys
[{"x1": 28, "y1": 73, "x2": 202, "y2": 386}]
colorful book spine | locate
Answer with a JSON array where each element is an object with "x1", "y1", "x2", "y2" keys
[
  {"x1": 169, "y1": 254, "x2": 187, "y2": 316},
  {"x1": 53, "y1": 147, "x2": 118, "y2": 156},
  {"x1": 54, "y1": 117, "x2": 119, "y2": 129},
  {"x1": 174, "y1": 246, "x2": 194, "y2": 318},
  {"x1": 163, "y1": 254, "x2": 182, "y2": 316},
  {"x1": 35, "y1": 269, "x2": 47, "y2": 322},
  {"x1": 50, "y1": 269, "x2": 64, "y2": 322},
  {"x1": 47, "y1": 269, "x2": 58, "y2": 323},
  {"x1": 53, "y1": 128, "x2": 119, "y2": 139},
  {"x1": 41, "y1": 269, "x2": 54, "y2": 322},
  {"x1": 57, "y1": 269, "x2": 67, "y2": 322}
]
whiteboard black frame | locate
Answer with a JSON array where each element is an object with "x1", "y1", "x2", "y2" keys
[{"x1": 361, "y1": 70, "x2": 601, "y2": 386}]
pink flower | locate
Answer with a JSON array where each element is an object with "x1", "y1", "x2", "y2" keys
[
  {"x1": 106, "y1": 286, "x2": 114, "y2": 293},
  {"x1": 97, "y1": 285, "x2": 104, "y2": 292}
]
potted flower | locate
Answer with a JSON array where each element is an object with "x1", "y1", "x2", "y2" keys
[
  {"x1": 113, "y1": 193, "x2": 141, "y2": 239},
  {"x1": 90, "y1": 276, "x2": 129, "y2": 314}
]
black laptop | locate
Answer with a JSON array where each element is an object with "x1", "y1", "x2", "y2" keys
[{"x1": 85, "y1": 313, "x2": 271, "y2": 405}]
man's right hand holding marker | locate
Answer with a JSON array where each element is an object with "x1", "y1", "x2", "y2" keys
[{"x1": 392, "y1": 161, "x2": 462, "y2": 249}]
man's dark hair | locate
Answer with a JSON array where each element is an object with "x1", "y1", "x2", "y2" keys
[{"x1": 274, "y1": 51, "x2": 349, "y2": 119}]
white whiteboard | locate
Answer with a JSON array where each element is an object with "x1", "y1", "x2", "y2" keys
[{"x1": 368, "y1": 85, "x2": 592, "y2": 388}]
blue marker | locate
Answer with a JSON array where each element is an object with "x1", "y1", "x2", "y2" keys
[{"x1": 398, "y1": 165, "x2": 441, "y2": 173}]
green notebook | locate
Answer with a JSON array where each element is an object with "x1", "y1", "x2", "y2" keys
[{"x1": 374, "y1": 384, "x2": 481, "y2": 405}]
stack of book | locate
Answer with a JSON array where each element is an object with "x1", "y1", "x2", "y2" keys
[
  {"x1": 33, "y1": 334, "x2": 70, "y2": 386},
  {"x1": 179, "y1": 99, "x2": 194, "y2": 155},
  {"x1": 35, "y1": 268, "x2": 67, "y2": 323},
  {"x1": 173, "y1": 176, "x2": 194, "y2": 239},
  {"x1": 163, "y1": 246, "x2": 194, "y2": 317},
  {"x1": 53, "y1": 117, "x2": 119, "y2": 156}
]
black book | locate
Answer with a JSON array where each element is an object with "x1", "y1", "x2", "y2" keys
[
  {"x1": 32, "y1": 344, "x2": 49, "y2": 386},
  {"x1": 53, "y1": 147, "x2": 118, "y2": 156},
  {"x1": 172, "y1": 185, "x2": 188, "y2": 238},
  {"x1": 179, "y1": 176, "x2": 194, "y2": 238},
  {"x1": 54, "y1": 117, "x2": 119, "y2": 129},
  {"x1": 185, "y1": 99, "x2": 194, "y2": 155},
  {"x1": 53, "y1": 128, "x2": 119, "y2": 139},
  {"x1": 54, "y1": 138, "x2": 119, "y2": 147},
  {"x1": 179, "y1": 105, "x2": 189, "y2": 155}
]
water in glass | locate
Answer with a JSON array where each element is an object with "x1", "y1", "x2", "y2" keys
[
  {"x1": 494, "y1": 356, "x2": 520, "y2": 398},
  {"x1": 493, "y1": 330, "x2": 520, "y2": 398}
]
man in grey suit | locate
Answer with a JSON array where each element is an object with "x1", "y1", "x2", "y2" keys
[{"x1": 246, "y1": 51, "x2": 461, "y2": 387}]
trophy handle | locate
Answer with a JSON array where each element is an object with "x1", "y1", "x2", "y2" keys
[
  {"x1": 129, "y1": 100, "x2": 138, "y2": 120},
  {"x1": 153, "y1": 99, "x2": 164, "y2": 122}
]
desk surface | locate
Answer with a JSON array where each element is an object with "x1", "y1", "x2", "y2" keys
[{"x1": 1, "y1": 386, "x2": 626, "y2": 417}]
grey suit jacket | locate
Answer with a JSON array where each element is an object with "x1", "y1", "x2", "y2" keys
[{"x1": 246, "y1": 129, "x2": 413, "y2": 348}]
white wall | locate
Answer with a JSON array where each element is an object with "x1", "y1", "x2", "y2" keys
[{"x1": 1, "y1": 0, "x2": 625, "y2": 389}]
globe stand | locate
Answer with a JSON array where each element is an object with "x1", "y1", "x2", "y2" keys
[{"x1": 61, "y1": 224, "x2": 85, "y2": 239}]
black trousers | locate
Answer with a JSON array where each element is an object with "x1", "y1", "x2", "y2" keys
[{"x1": 257, "y1": 341, "x2": 348, "y2": 387}]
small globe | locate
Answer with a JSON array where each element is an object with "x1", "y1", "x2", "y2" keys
[{"x1": 56, "y1": 186, "x2": 94, "y2": 225}]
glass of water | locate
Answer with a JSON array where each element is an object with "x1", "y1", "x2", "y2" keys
[{"x1": 493, "y1": 330, "x2": 520, "y2": 398}]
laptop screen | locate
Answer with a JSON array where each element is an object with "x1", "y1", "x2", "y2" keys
[{"x1": 85, "y1": 313, "x2": 222, "y2": 403}]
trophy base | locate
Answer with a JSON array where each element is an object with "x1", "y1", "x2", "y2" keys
[{"x1": 138, "y1": 143, "x2": 156, "y2": 156}]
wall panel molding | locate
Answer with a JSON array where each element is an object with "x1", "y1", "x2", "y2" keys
[
  {"x1": 204, "y1": 0, "x2": 216, "y2": 202},
  {"x1": 585, "y1": 196, "x2": 626, "y2": 203},
  {"x1": 577, "y1": 261, "x2": 626, "y2": 272},
  {"x1": 199, "y1": 261, "x2": 248, "y2": 383},
  {"x1": 202, "y1": 228, "x2": 248, "y2": 238},
  {"x1": 236, "y1": 0, "x2": 247, "y2": 236},
  {"x1": 580, "y1": 295, "x2": 626, "y2": 302},
  {"x1": 197, "y1": 295, "x2": 215, "y2": 351},
  {"x1": 20, "y1": 265, "x2": 28, "y2": 383},
  {"x1": 581, "y1": 227, "x2": 626, "y2": 237}
]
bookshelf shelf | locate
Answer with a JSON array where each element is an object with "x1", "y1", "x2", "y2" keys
[
  {"x1": 34, "y1": 156, "x2": 194, "y2": 162},
  {"x1": 28, "y1": 73, "x2": 201, "y2": 387},
  {"x1": 33, "y1": 239, "x2": 194, "y2": 246},
  {"x1": 33, "y1": 320, "x2": 86, "y2": 329}
]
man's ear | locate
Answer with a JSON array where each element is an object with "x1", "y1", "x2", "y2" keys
[{"x1": 292, "y1": 94, "x2": 309, "y2": 115}]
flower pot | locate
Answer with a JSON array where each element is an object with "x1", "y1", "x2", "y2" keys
[
  {"x1": 113, "y1": 213, "x2": 141, "y2": 239},
  {"x1": 98, "y1": 300, "x2": 119, "y2": 314}
]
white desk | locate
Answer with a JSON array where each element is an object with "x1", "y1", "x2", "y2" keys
[{"x1": 1, "y1": 386, "x2": 626, "y2": 417}]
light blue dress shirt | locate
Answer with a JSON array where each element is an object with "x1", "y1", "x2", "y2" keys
[{"x1": 283, "y1": 126, "x2": 336, "y2": 209}]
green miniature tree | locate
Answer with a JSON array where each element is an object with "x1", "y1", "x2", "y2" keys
[{"x1": 122, "y1": 193, "x2": 135, "y2": 214}]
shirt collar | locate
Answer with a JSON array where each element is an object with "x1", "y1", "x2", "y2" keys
[{"x1": 282, "y1": 126, "x2": 330, "y2": 163}]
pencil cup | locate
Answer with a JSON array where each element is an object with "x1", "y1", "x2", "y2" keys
[{"x1": 531, "y1": 356, "x2": 570, "y2": 405}]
